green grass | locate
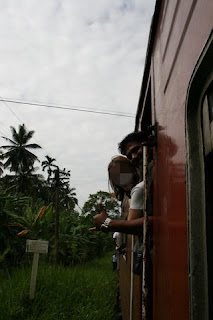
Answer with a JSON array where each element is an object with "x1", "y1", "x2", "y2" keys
[{"x1": 0, "y1": 252, "x2": 120, "y2": 320}]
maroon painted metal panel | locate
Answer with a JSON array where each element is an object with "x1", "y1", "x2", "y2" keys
[
  {"x1": 132, "y1": 273, "x2": 142, "y2": 320},
  {"x1": 151, "y1": 0, "x2": 213, "y2": 319},
  {"x1": 135, "y1": 0, "x2": 213, "y2": 319}
]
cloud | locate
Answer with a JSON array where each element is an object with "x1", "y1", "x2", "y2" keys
[{"x1": 0, "y1": 0, "x2": 156, "y2": 207}]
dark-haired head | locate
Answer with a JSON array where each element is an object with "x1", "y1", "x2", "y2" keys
[{"x1": 118, "y1": 131, "x2": 147, "y2": 155}]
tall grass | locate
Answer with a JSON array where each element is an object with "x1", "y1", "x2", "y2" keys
[{"x1": 0, "y1": 252, "x2": 120, "y2": 320}]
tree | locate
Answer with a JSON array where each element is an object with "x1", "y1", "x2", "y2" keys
[
  {"x1": 1, "y1": 124, "x2": 41, "y2": 174},
  {"x1": 4, "y1": 166, "x2": 43, "y2": 194},
  {"x1": 82, "y1": 191, "x2": 121, "y2": 218},
  {"x1": 51, "y1": 167, "x2": 77, "y2": 263},
  {"x1": 51, "y1": 167, "x2": 77, "y2": 210},
  {"x1": 60, "y1": 186, "x2": 78, "y2": 210},
  {"x1": 42, "y1": 155, "x2": 57, "y2": 183},
  {"x1": 0, "y1": 151, "x2": 4, "y2": 177},
  {"x1": 0, "y1": 187, "x2": 30, "y2": 266}
]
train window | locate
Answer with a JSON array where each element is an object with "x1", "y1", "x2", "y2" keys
[
  {"x1": 202, "y1": 96, "x2": 212, "y2": 155},
  {"x1": 208, "y1": 84, "x2": 213, "y2": 121},
  {"x1": 186, "y1": 31, "x2": 213, "y2": 320},
  {"x1": 202, "y1": 82, "x2": 213, "y2": 319},
  {"x1": 202, "y1": 84, "x2": 213, "y2": 155}
]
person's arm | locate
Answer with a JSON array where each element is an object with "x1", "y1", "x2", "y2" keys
[
  {"x1": 128, "y1": 208, "x2": 143, "y2": 220},
  {"x1": 106, "y1": 217, "x2": 145, "y2": 235},
  {"x1": 91, "y1": 205, "x2": 152, "y2": 235}
]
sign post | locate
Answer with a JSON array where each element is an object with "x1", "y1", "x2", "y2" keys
[{"x1": 26, "y1": 239, "x2": 49, "y2": 300}]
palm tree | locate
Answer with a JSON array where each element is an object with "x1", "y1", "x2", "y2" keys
[
  {"x1": 9, "y1": 166, "x2": 44, "y2": 194},
  {"x1": 42, "y1": 155, "x2": 57, "y2": 182},
  {"x1": 60, "y1": 186, "x2": 78, "y2": 210},
  {"x1": 0, "y1": 151, "x2": 4, "y2": 177},
  {"x1": 1, "y1": 124, "x2": 41, "y2": 174}
]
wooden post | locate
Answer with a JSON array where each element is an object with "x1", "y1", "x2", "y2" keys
[
  {"x1": 29, "y1": 252, "x2": 40, "y2": 300},
  {"x1": 54, "y1": 168, "x2": 60, "y2": 264},
  {"x1": 26, "y1": 239, "x2": 49, "y2": 300}
]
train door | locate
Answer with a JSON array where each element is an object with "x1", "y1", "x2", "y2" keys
[{"x1": 186, "y1": 32, "x2": 213, "y2": 320}]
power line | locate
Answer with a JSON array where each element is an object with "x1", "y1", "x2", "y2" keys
[
  {"x1": 0, "y1": 128, "x2": 10, "y2": 139},
  {"x1": 0, "y1": 120, "x2": 11, "y2": 138},
  {"x1": 0, "y1": 97, "x2": 135, "y2": 118},
  {"x1": 0, "y1": 100, "x2": 60, "y2": 163},
  {"x1": 0, "y1": 99, "x2": 22, "y2": 123}
]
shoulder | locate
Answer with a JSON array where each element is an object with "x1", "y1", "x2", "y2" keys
[
  {"x1": 130, "y1": 181, "x2": 144, "y2": 210},
  {"x1": 131, "y1": 181, "x2": 144, "y2": 194}
]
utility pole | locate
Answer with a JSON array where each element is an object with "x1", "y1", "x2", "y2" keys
[{"x1": 54, "y1": 168, "x2": 60, "y2": 264}]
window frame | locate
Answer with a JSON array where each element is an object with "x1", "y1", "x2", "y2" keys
[{"x1": 186, "y1": 31, "x2": 213, "y2": 320}]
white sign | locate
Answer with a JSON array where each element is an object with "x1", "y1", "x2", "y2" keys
[{"x1": 26, "y1": 240, "x2": 49, "y2": 254}]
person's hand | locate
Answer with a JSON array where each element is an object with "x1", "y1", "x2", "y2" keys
[{"x1": 93, "y1": 203, "x2": 108, "y2": 229}]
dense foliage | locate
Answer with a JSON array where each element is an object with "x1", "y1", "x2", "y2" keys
[{"x1": 0, "y1": 124, "x2": 120, "y2": 268}]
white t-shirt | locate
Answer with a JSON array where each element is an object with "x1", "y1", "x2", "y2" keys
[{"x1": 130, "y1": 181, "x2": 144, "y2": 210}]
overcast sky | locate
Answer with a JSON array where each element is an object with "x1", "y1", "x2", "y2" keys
[{"x1": 0, "y1": 0, "x2": 156, "y2": 209}]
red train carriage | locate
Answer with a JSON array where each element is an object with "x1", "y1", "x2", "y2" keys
[{"x1": 118, "y1": 0, "x2": 213, "y2": 319}]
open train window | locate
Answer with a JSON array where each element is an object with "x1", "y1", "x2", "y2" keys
[
  {"x1": 186, "y1": 31, "x2": 213, "y2": 320},
  {"x1": 202, "y1": 83, "x2": 213, "y2": 156},
  {"x1": 201, "y1": 82, "x2": 213, "y2": 319}
]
